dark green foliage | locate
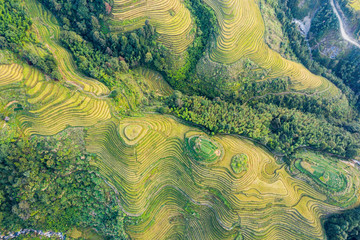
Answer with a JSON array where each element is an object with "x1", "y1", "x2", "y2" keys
[
  {"x1": 167, "y1": 93, "x2": 358, "y2": 157},
  {"x1": 285, "y1": 0, "x2": 318, "y2": 19},
  {"x1": 38, "y1": 0, "x2": 108, "y2": 35},
  {"x1": 40, "y1": 0, "x2": 170, "y2": 71},
  {"x1": 251, "y1": 92, "x2": 355, "y2": 125},
  {"x1": 0, "y1": 130, "x2": 127, "y2": 239},
  {"x1": 60, "y1": 30, "x2": 115, "y2": 86},
  {"x1": 167, "y1": 0, "x2": 218, "y2": 91},
  {"x1": 335, "y1": 51, "x2": 360, "y2": 98},
  {"x1": 0, "y1": 0, "x2": 32, "y2": 50},
  {"x1": 325, "y1": 207, "x2": 360, "y2": 240},
  {"x1": 22, "y1": 51, "x2": 61, "y2": 80},
  {"x1": 111, "y1": 22, "x2": 170, "y2": 69},
  {"x1": 60, "y1": 24, "x2": 169, "y2": 85},
  {"x1": 281, "y1": 0, "x2": 360, "y2": 108},
  {"x1": 308, "y1": 2, "x2": 339, "y2": 40}
]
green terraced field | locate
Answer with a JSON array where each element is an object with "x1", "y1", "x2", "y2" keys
[
  {"x1": 231, "y1": 153, "x2": 248, "y2": 174},
  {"x1": 110, "y1": 0, "x2": 195, "y2": 54},
  {"x1": 292, "y1": 151, "x2": 360, "y2": 206},
  {"x1": 187, "y1": 134, "x2": 223, "y2": 164}
]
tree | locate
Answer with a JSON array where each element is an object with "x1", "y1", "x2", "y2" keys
[
  {"x1": 145, "y1": 52, "x2": 153, "y2": 63},
  {"x1": 91, "y1": 16, "x2": 100, "y2": 30},
  {"x1": 119, "y1": 60, "x2": 129, "y2": 72}
]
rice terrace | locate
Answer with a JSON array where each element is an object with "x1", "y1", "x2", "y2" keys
[{"x1": 1, "y1": 0, "x2": 360, "y2": 239}]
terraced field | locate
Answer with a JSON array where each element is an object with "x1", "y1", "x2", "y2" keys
[
  {"x1": 0, "y1": 64, "x2": 24, "y2": 86},
  {"x1": 85, "y1": 114, "x2": 360, "y2": 239},
  {"x1": 134, "y1": 68, "x2": 173, "y2": 96},
  {"x1": 2, "y1": 47, "x2": 359, "y2": 240},
  {"x1": 203, "y1": 0, "x2": 337, "y2": 93},
  {"x1": 18, "y1": 65, "x2": 111, "y2": 135},
  {"x1": 349, "y1": 0, "x2": 360, "y2": 11},
  {"x1": 25, "y1": 0, "x2": 110, "y2": 96},
  {"x1": 110, "y1": 0, "x2": 194, "y2": 54},
  {"x1": 292, "y1": 151, "x2": 360, "y2": 207},
  {"x1": 186, "y1": 134, "x2": 224, "y2": 164},
  {"x1": 1, "y1": 0, "x2": 359, "y2": 238}
]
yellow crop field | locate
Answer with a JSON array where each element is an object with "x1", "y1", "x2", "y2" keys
[
  {"x1": 1, "y1": 0, "x2": 358, "y2": 238},
  {"x1": 0, "y1": 64, "x2": 23, "y2": 86},
  {"x1": 110, "y1": 0, "x2": 194, "y2": 54},
  {"x1": 349, "y1": 0, "x2": 360, "y2": 11},
  {"x1": 25, "y1": 0, "x2": 110, "y2": 96},
  {"x1": 203, "y1": 0, "x2": 337, "y2": 93},
  {"x1": 18, "y1": 66, "x2": 111, "y2": 136},
  {"x1": 85, "y1": 114, "x2": 360, "y2": 239}
]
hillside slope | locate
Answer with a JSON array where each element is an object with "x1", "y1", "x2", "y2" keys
[{"x1": 1, "y1": 0, "x2": 360, "y2": 239}]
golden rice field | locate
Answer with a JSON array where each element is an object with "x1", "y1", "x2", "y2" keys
[
  {"x1": 85, "y1": 114, "x2": 360, "y2": 239},
  {"x1": 203, "y1": 0, "x2": 337, "y2": 93},
  {"x1": 18, "y1": 65, "x2": 111, "y2": 136},
  {"x1": 349, "y1": 0, "x2": 360, "y2": 11},
  {"x1": 0, "y1": 0, "x2": 359, "y2": 238},
  {"x1": 25, "y1": 0, "x2": 110, "y2": 96},
  {"x1": 0, "y1": 64, "x2": 24, "y2": 87},
  {"x1": 110, "y1": 0, "x2": 194, "y2": 54},
  {"x1": 2, "y1": 42, "x2": 359, "y2": 240},
  {"x1": 2, "y1": 60, "x2": 357, "y2": 238}
]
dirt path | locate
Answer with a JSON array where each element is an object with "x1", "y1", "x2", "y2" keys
[{"x1": 330, "y1": 0, "x2": 360, "y2": 48}]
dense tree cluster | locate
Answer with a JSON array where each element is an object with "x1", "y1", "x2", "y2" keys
[
  {"x1": 40, "y1": 0, "x2": 170, "y2": 71},
  {"x1": 60, "y1": 24, "x2": 170, "y2": 84},
  {"x1": 166, "y1": 92, "x2": 358, "y2": 158},
  {"x1": 0, "y1": 0, "x2": 32, "y2": 50},
  {"x1": 38, "y1": 0, "x2": 108, "y2": 37},
  {"x1": 22, "y1": 51, "x2": 61, "y2": 80},
  {"x1": 0, "y1": 130, "x2": 127, "y2": 239},
  {"x1": 308, "y1": 2, "x2": 339, "y2": 40},
  {"x1": 282, "y1": 0, "x2": 360, "y2": 108},
  {"x1": 106, "y1": 22, "x2": 170, "y2": 69},
  {"x1": 0, "y1": 0, "x2": 60, "y2": 79},
  {"x1": 253, "y1": 92, "x2": 356, "y2": 125},
  {"x1": 60, "y1": 30, "x2": 120, "y2": 87},
  {"x1": 167, "y1": 0, "x2": 218, "y2": 91},
  {"x1": 325, "y1": 206, "x2": 360, "y2": 240},
  {"x1": 335, "y1": 51, "x2": 360, "y2": 96}
]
